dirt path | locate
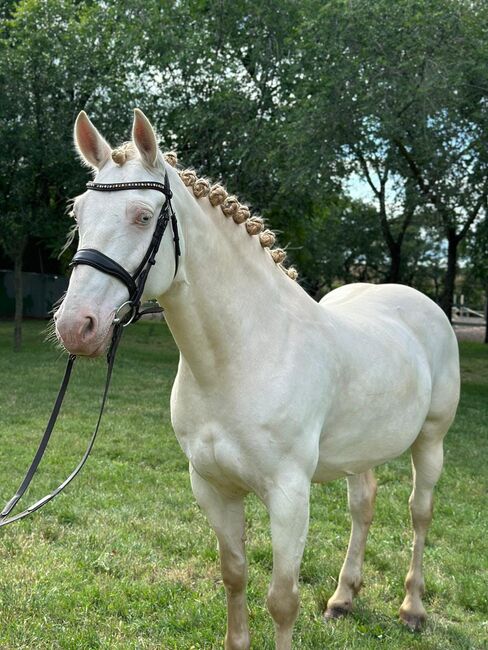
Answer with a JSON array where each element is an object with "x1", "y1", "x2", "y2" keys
[{"x1": 453, "y1": 316, "x2": 486, "y2": 342}]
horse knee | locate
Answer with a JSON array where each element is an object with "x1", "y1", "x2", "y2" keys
[
  {"x1": 409, "y1": 491, "x2": 433, "y2": 529},
  {"x1": 221, "y1": 555, "x2": 247, "y2": 595},
  {"x1": 267, "y1": 580, "x2": 300, "y2": 627}
]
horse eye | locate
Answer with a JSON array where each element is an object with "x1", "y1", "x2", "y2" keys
[{"x1": 137, "y1": 212, "x2": 152, "y2": 225}]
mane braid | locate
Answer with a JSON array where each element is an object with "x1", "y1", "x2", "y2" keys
[
  {"x1": 82, "y1": 142, "x2": 298, "y2": 282},
  {"x1": 176, "y1": 160, "x2": 298, "y2": 282}
]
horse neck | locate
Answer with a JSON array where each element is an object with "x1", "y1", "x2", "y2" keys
[{"x1": 159, "y1": 176, "x2": 297, "y2": 383}]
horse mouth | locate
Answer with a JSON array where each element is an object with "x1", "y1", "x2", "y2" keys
[
  {"x1": 86, "y1": 336, "x2": 112, "y2": 358},
  {"x1": 54, "y1": 320, "x2": 114, "y2": 358}
]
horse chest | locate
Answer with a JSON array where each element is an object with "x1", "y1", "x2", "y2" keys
[{"x1": 177, "y1": 423, "x2": 257, "y2": 491}]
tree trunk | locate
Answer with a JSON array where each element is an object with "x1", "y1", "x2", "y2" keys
[
  {"x1": 386, "y1": 242, "x2": 402, "y2": 283},
  {"x1": 13, "y1": 251, "x2": 24, "y2": 352},
  {"x1": 440, "y1": 231, "x2": 458, "y2": 322},
  {"x1": 484, "y1": 284, "x2": 488, "y2": 345}
]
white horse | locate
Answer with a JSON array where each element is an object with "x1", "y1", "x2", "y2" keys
[{"x1": 55, "y1": 109, "x2": 460, "y2": 650}]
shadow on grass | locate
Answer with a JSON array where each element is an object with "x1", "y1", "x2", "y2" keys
[{"x1": 315, "y1": 597, "x2": 481, "y2": 650}]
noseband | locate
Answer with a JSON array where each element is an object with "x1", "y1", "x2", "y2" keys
[
  {"x1": 0, "y1": 172, "x2": 180, "y2": 528},
  {"x1": 70, "y1": 173, "x2": 180, "y2": 327}
]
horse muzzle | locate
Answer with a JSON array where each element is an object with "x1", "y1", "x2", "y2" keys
[{"x1": 54, "y1": 306, "x2": 112, "y2": 357}]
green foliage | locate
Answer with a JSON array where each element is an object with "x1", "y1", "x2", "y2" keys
[
  {"x1": 466, "y1": 217, "x2": 488, "y2": 287},
  {"x1": 0, "y1": 0, "x2": 134, "y2": 260},
  {"x1": 267, "y1": 196, "x2": 387, "y2": 295},
  {"x1": 289, "y1": 0, "x2": 488, "y2": 298},
  {"x1": 0, "y1": 321, "x2": 486, "y2": 648},
  {"x1": 0, "y1": 0, "x2": 487, "y2": 309},
  {"x1": 461, "y1": 216, "x2": 488, "y2": 324}
]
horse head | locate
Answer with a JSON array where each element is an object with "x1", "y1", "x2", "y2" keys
[{"x1": 55, "y1": 110, "x2": 178, "y2": 356}]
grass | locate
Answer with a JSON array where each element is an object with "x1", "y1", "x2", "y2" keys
[{"x1": 0, "y1": 320, "x2": 487, "y2": 650}]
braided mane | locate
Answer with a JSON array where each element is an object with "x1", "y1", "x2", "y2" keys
[
  {"x1": 165, "y1": 153, "x2": 298, "y2": 281},
  {"x1": 109, "y1": 144, "x2": 298, "y2": 281}
]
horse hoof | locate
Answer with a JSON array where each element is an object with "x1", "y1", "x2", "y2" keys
[
  {"x1": 324, "y1": 605, "x2": 351, "y2": 620},
  {"x1": 399, "y1": 610, "x2": 426, "y2": 632}
]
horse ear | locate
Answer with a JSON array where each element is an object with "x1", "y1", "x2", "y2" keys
[
  {"x1": 74, "y1": 112, "x2": 111, "y2": 170},
  {"x1": 132, "y1": 109, "x2": 158, "y2": 167}
]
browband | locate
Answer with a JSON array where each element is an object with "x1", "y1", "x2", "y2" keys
[{"x1": 86, "y1": 180, "x2": 173, "y2": 197}]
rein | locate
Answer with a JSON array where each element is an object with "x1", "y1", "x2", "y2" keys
[{"x1": 0, "y1": 173, "x2": 179, "y2": 529}]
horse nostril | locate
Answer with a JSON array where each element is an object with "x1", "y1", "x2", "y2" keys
[{"x1": 80, "y1": 315, "x2": 96, "y2": 341}]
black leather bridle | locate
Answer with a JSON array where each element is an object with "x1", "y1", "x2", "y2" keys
[
  {"x1": 0, "y1": 173, "x2": 179, "y2": 528},
  {"x1": 72, "y1": 175, "x2": 180, "y2": 326}
]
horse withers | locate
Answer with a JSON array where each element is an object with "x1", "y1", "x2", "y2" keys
[{"x1": 54, "y1": 109, "x2": 460, "y2": 650}]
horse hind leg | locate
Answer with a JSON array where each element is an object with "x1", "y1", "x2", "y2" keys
[
  {"x1": 400, "y1": 333, "x2": 459, "y2": 630},
  {"x1": 400, "y1": 423, "x2": 447, "y2": 631},
  {"x1": 325, "y1": 469, "x2": 377, "y2": 619}
]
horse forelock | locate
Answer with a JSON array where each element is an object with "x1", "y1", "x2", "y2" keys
[{"x1": 111, "y1": 141, "x2": 138, "y2": 165}]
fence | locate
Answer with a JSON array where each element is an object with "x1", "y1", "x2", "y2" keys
[{"x1": 0, "y1": 270, "x2": 68, "y2": 319}]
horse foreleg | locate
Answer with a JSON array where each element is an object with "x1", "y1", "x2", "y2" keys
[
  {"x1": 190, "y1": 466, "x2": 250, "y2": 650},
  {"x1": 265, "y1": 474, "x2": 310, "y2": 650},
  {"x1": 325, "y1": 469, "x2": 377, "y2": 619},
  {"x1": 400, "y1": 434, "x2": 444, "y2": 631}
]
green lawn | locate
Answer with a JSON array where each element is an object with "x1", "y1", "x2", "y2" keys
[{"x1": 0, "y1": 321, "x2": 486, "y2": 650}]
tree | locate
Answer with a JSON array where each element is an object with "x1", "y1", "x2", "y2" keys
[
  {"x1": 290, "y1": 0, "x2": 488, "y2": 317},
  {"x1": 0, "y1": 217, "x2": 28, "y2": 351},
  {"x1": 0, "y1": 0, "x2": 131, "y2": 348},
  {"x1": 265, "y1": 195, "x2": 386, "y2": 296},
  {"x1": 464, "y1": 217, "x2": 488, "y2": 343},
  {"x1": 3, "y1": 0, "x2": 486, "y2": 322}
]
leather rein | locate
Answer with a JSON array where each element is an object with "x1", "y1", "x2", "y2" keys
[{"x1": 0, "y1": 173, "x2": 179, "y2": 528}]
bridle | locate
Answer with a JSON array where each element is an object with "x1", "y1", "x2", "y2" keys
[
  {"x1": 71, "y1": 175, "x2": 180, "y2": 327},
  {"x1": 0, "y1": 172, "x2": 180, "y2": 528}
]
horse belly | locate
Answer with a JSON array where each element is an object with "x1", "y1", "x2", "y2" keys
[
  {"x1": 313, "y1": 420, "x2": 422, "y2": 481},
  {"x1": 313, "y1": 357, "x2": 432, "y2": 481}
]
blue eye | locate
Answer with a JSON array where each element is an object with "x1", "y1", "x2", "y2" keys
[{"x1": 138, "y1": 212, "x2": 152, "y2": 225}]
